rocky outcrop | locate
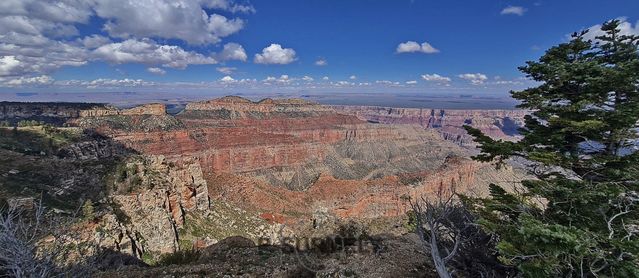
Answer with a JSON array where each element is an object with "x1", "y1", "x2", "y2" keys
[
  {"x1": 0, "y1": 102, "x2": 104, "y2": 119},
  {"x1": 92, "y1": 154, "x2": 302, "y2": 257},
  {"x1": 0, "y1": 102, "x2": 167, "y2": 129},
  {"x1": 57, "y1": 139, "x2": 130, "y2": 160},
  {"x1": 0, "y1": 102, "x2": 105, "y2": 125},
  {"x1": 79, "y1": 103, "x2": 166, "y2": 117},
  {"x1": 97, "y1": 155, "x2": 211, "y2": 255}
]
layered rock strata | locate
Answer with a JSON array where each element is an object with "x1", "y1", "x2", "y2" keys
[
  {"x1": 83, "y1": 97, "x2": 502, "y2": 230},
  {"x1": 328, "y1": 105, "x2": 528, "y2": 144}
]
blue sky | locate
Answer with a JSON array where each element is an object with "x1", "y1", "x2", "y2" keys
[{"x1": 0, "y1": 0, "x2": 638, "y2": 96}]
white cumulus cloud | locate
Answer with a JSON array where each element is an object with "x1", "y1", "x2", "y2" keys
[
  {"x1": 458, "y1": 73, "x2": 488, "y2": 85},
  {"x1": 220, "y1": 75, "x2": 235, "y2": 83},
  {"x1": 218, "y1": 75, "x2": 255, "y2": 84},
  {"x1": 92, "y1": 0, "x2": 246, "y2": 45},
  {"x1": 0, "y1": 0, "x2": 255, "y2": 82},
  {"x1": 0, "y1": 33, "x2": 88, "y2": 76},
  {"x1": 396, "y1": 41, "x2": 439, "y2": 54},
  {"x1": 254, "y1": 44, "x2": 297, "y2": 65},
  {"x1": 2, "y1": 75, "x2": 54, "y2": 87},
  {"x1": 201, "y1": 0, "x2": 256, "y2": 13},
  {"x1": 56, "y1": 78, "x2": 156, "y2": 88},
  {"x1": 501, "y1": 6, "x2": 526, "y2": 16},
  {"x1": 92, "y1": 38, "x2": 218, "y2": 69},
  {"x1": 421, "y1": 74, "x2": 451, "y2": 83},
  {"x1": 262, "y1": 74, "x2": 292, "y2": 84},
  {"x1": 147, "y1": 67, "x2": 166, "y2": 75},
  {"x1": 217, "y1": 42, "x2": 247, "y2": 61},
  {"x1": 78, "y1": 35, "x2": 112, "y2": 49},
  {"x1": 334, "y1": 81, "x2": 354, "y2": 86},
  {"x1": 376, "y1": 80, "x2": 401, "y2": 86},
  {"x1": 0, "y1": 56, "x2": 22, "y2": 77},
  {"x1": 216, "y1": 66, "x2": 236, "y2": 74},
  {"x1": 315, "y1": 58, "x2": 327, "y2": 66}
]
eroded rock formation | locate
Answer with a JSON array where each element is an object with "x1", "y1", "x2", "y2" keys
[
  {"x1": 101, "y1": 156, "x2": 210, "y2": 254},
  {"x1": 79, "y1": 103, "x2": 166, "y2": 117}
]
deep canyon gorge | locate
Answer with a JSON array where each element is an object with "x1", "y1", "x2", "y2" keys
[{"x1": 0, "y1": 97, "x2": 528, "y2": 275}]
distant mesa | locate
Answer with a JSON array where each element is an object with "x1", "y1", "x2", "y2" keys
[
  {"x1": 192, "y1": 95, "x2": 317, "y2": 106},
  {"x1": 208, "y1": 95, "x2": 253, "y2": 104},
  {"x1": 183, "y1": 96, "x2": 328, "y2": 116}
]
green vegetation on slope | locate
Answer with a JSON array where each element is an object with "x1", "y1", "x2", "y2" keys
[
  {"x1": 0, "y1": 126, "x2": 124, "y2": 210},
  {"x1": 0, "y1": 126, "x2": 83, "y2": 155}
]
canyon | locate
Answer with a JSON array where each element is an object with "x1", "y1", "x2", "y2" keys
[{"x1": 0, "y1": 97, "x2": 527, "y2": 264}]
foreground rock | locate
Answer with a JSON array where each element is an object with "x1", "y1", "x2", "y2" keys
[{"x1": 98, "y1": 234, "x2": 436, "y2": 278}]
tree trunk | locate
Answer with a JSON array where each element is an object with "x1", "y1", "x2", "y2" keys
[{"x1": 430, "y1": 226, "x2": 452, "y2": 278}]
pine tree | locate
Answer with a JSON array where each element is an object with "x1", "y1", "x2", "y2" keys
[{"x1": 464, "y1": 20, "x2": 639, "y2": 276}]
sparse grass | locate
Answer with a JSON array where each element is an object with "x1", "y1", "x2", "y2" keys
[
  {"x1": 178, "y1": 239, "x2": 194, "y2": 251},
  {"x1": 402, "y1": 211, "x2": 417, "y2": 232},
  {"x1": 178, "y1": 201, "x2": 264, "y2": 245},
  {"x1": 107, "y1": 158, "x2": 152, "y2": 194},
  {"x1": 157, "y1": 249, "x2": 201, "y2": 266},
  {"x1": 141, "y1": 252, "x2": 158, "y2": 266}
]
